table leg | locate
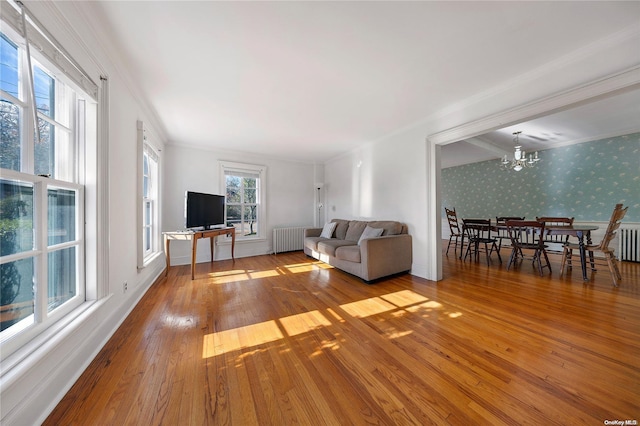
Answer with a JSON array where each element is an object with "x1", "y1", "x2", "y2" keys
[
  {"x1": 578, "y1": 231, "x2": 588, "y2": 281},
  {"x1": 210, "y1": 235, "x2": 215, "y2": 263},
  {"x1": 231, "y1": 230, "x2": 235, "y2": 260},
  {"x1": 164, "y1": 236, "x2": 170, "y2": 277},
  {"x1": 191, "y1": 235, "x2": 197, "y2": 280}
]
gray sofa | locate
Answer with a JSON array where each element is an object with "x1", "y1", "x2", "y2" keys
[{"x1": 304, "y1": 219, "x2": 412, "y2": 282}]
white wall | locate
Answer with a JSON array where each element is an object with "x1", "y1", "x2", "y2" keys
[
  {"x1": 325, "y1": 126, "x2": 429, "y2": 278},
  {"x1": 163, "y1": 145, "x2": 316, "y2": 264}
]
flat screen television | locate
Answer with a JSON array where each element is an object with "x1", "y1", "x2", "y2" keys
[{"x1": 185, "y1": 191, "x2": 226, "y2": 230}]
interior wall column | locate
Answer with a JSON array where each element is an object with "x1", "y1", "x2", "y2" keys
[{"x1": 425, "y1": 138, "x2": 443, "y2": 281}]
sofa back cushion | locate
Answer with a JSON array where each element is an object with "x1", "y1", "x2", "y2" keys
[
  {"x1": 368, "y1": 221, "x2": 404, "y2": 236},
  {"x1": 345, "y1": 221, "x2": 368, "y2": 242},
  {"x1": 330, "y1": 219, "x2": 407, "y2": 240},
  {"x1": 331, "y1": 219, "x2": 350, "y2": 240}
]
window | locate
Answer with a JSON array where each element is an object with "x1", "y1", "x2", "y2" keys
[
  {"x1": 1, "y1": 3, "x2": 96, "y2": 355},
  {"x1": 138, "y1": 121, "x2": 160, "y2": 268},
  {"x1": 221, "y1": 162, "x2": 266, "y2": 240}
]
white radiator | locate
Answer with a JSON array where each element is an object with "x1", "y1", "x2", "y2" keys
[
  {"x1": 273, "y1": 227, "x2": 306, "y2": 254},
  {"x1": 618, "y1": 226, "x2": 639, "y2": 262}
]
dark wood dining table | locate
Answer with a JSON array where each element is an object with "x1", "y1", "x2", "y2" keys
[
  {"x1": 458, "y1": 221, "x2": 599, "y2": 281},
  {"x1": 545, "y1": 224, "x2": 599, "y2": 281}
]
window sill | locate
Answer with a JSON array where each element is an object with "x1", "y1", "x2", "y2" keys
[{"x1": 138, "y1": 251, "x2": 163, "y2": 270}]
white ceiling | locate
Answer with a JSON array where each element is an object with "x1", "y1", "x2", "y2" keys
[{"x1": 82, "y1": 1, "x2": 640, "y2": 163}]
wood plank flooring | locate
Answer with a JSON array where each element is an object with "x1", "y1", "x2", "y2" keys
[{"x1": 44, "y1": 246, "x2": 640, "y2": 425}]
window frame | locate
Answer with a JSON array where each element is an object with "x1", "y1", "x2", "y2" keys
[
  {"x1": 220, "y1": 161, "x2": 266, "y2": 241},
  {"x1": 0, "y1": 16, "x2": 95, "y2": 359},
  {"x1": 137, "y1": 120, "x2": 161, "y2": 268}
]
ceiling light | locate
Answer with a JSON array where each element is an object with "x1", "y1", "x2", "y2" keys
[{"x1": 500, "y1": 131, "x2": 540, "y2": 171}]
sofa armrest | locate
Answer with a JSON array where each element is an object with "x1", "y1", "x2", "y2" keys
[
  {"x1": 360, "y1": 234, "x2": 412, "y2": 281},
  {"x1": 304, "y1": 228, "x2": 322, "y2": 238}
]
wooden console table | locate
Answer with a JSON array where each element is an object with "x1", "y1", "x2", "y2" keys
[{"x1": 163, "y1": 227, "x2": 235, "y2": 280}]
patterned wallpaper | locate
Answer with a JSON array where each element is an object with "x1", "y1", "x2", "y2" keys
[{"x1": 442, "y1": 132, "x2": 640, "y2": 222}]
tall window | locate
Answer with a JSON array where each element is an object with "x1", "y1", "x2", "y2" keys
[
  {"x1": 1, "y1": 5, "x2": 96, "y2": 354},
  {"x1": 221, "y1": 162, "x2": 266, "y2": 240},
  {"x1": 138, "y1": 121, "x2": 160, "y2": 268}
]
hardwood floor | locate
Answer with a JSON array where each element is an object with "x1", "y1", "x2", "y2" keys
[{"x1": 45, "y1": 246, "x2": 640, "y2": 425}]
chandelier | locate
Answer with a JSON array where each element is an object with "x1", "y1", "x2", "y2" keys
[{"x1": 500, "y1": 131, "x2": 540, "y2": 171}]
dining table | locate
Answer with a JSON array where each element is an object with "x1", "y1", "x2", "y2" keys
[
  {"x1": 457, "y1": 220, "x2": 599, "y2": 281},
  {"x1": 544, "y1": 224, "x2": 599, "y2": 281}
]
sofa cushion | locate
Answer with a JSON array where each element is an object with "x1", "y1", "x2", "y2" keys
[
  {"x1": 367, "y1": 221, "x2": 403, "y2": 236},
  {"x1": 317, "y1": 240, "x2": 357, "y2": 257},
  {"x1": 304, "y1": 237, "x2": 326, "y2": 252},
  {"x1": 358, "y1": 225, "x2": 384, "y2": 245},
  {"x1": 335, "y1": 245, "x2": 361, "y2": 263},
  {"x1": 345, "y1": 221, "x2": 368, "y2": 242},
  {"x1": 331, "y1": 219, "x2": 350, "y2": 240},
  {"x1": 320, "y1": 221, "x2": 338, "y2": 238}
]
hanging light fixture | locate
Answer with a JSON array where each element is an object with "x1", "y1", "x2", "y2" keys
[{"x1": 500, "y1": 131, "x2": 540, "y2": 171}]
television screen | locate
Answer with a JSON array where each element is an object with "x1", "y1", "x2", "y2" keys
[{"x1": 185, "y1": 191, "x2": 225, "y2": 230}]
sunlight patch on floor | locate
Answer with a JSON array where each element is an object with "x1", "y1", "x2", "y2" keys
[
  {"x1": 340, "y1": 290, "x2": 447, "y2": 320},
  {"x1": 405, "y1": 300, "x2": 444, "y2": 316},
  {"x1": 206, "y1": 268, "x2": 280, "y2": 283},
  {"x1": 381, "y1": 290, "x2": 429, "y2": 306},
  {"x1": 203, "y1": 261, "x2": 333, "y2": 284},
  {"x1": 310, "y1": 339, "x2": 341, "y2": 358},
  {"x1": 248, "y1": 269, "x2": 280, "y2": 279},
  {"x1": 385, "y1": 329, "x2": 413, "y2": 339},
  {"x1": 283, "y1": 261, "x2": 334, "y2": 274},
  {"x1": 326, "y1": 308, "x2": 345, "y2": 323},
  {"x1": 279, "y1": 310, "x2": 332, "y2": 337},
  {"x1": 205, "y1": 269, "x2": 251, "y2": 283},
  {"x1": 202, "y1": 289, "x2": 456, "y2": 358},
  {"x1": 340, "y1": 297, "x2": 397, "y2": 318},
  {"x1": 203, "y1": 320, "x2": 284, "y2": 358}
]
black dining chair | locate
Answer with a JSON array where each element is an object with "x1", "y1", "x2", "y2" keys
[
  {"x1": 462, "y1": 218, "x2": 502, "y2": 266},
  {"x1": 505, "y1": 220, "x2": 551, "y2": 276},
  {"x1": 495, "y1": 216, "x2": 525, "y2": 251}
]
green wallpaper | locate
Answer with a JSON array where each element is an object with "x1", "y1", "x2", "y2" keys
[{"x1": 442, "y1": 132, "x2": 640, "y2": 222}]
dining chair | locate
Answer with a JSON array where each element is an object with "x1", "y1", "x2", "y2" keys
[
  {"x1": 462, "y1": 218, "x2": 501, "y2": 266},
  {"x1": 445, "y1": 207, "x2": 463, "y2": 257},
  {"x1": 536, "y1": 216, "x2": 575, "y2": 253},
  {"x1": 505, "y1": 220, "x2": 551, "y2": 276},
  {"x1": 495, "y1": 216, "x2": 525, "y2": 251},
  {"x1": 560, "y1": 204, "x2": 628, "y2": 286}
]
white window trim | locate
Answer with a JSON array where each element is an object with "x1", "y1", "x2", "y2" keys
[
  {"x1": 219, "y1": 161, "x2": 267, "y2": 241},
  {"x1": 0, "y1": 23, "x2": 99, "y2": 359},
  {"x1": 137, "y1": 120, "x2": 161, "y2": 269}
]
